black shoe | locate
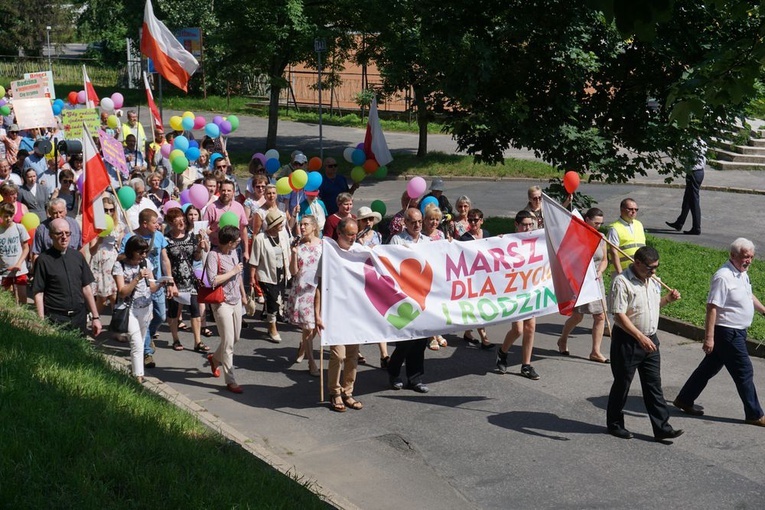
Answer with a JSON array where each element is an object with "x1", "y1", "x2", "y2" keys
[
  {"x1": 673, "y1": 398, "x2": 704, "y2": 416},
  {"x1": 380, "y1": 356, "x2": 390, "y2": 369},
  {"x1": 480, "y1": 342, "x2": 495, "y2": 350},
  {"x1": 683, "y1": 229, "x2": 701, "y2": 235},
  {"x1": 607, "y1": 427, "x2": 633, "y2": 440},
  {"x1": 655, "y1": 428, "x2": 684, "y2": 442},
  {"x1": 496, "y1": 349, "x2": 508, "y2": 374},
  {"x1": 389, "y1": 376, "x2": 404, "y2": 390},
  {"x1": 463, "y1": 333, "x2": 480, "y2": 346},
  {"x1": 665, "y1": 221, "x2": 682, "y2": 231},
  {"x1": 408, "y1": 382, "x2": 430, "y2": 393},
  {"x1": 144, "y1": 354, "x2": 156, "y2": 369},
  {"x1": 520, "y1": 364, "x2": 540, "y2": 380}
]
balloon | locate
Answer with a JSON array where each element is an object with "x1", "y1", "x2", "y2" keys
[
  {"x1": 193, "y1": 116, "x2": 206, "y2": 129},
  {"x1": 356, "y1": 142, "x2": 365, "y2": 151},
  {"x1": 209, "y1": 153, "x2": 223, "y2": 166},
  {"x1": 185, "y1": 147, "x2": 201, "y2": 161},
  {"x1": 0, "y1": 86, "x2": 5, "y2": 97},
  {"x1": 219, "y1": 211, "x2": 239, "y2": 228},
  {"x1": 375, "y1": 164, "x2": 388, "y2": 178},
  {"x1": 77, "y1": 90, "x2": 86, "y2": 104},
  {"x1": 98, "y1": 215, "x2": 115, "y2": 237},
  {"x1": 76, "y1": 174, "x2": 85, "y2": 195},
  {"x1": 420, "y1": 196, "x2": 439, "y2": 213},
  {"x1": 351, "y1": 148, "x2": 366, "y2": 166},
  {"x1": 189, "y1": 140, "x2": 199, "y2": 148},
  {"x1": 0, "y1": 105, "x2": 8, "y2": 116},
  {"x1": 227, "y1": 115, "x2": 239, "y2": 131},
  {"x1": 107, "y1": 115, "x2": 119, "y2": 129},
  {"x1": 252, "y1": 152, "x2": 266, "y2": 166},
  {"x1": 265, "y1": 158, "x2": 281, "y2": 174},
  {"x1": 169, "y1": 149, "x2": 185, "y2": 162},
  {"x1": 54, "y1": 98, "x2": 64, "y2": 107},
  {"x1": 173, "y1": 135, "x2": 189, "y2": 152},
  {"x1": 169, "y1": 116, "x2": 183, "y2": 131},
  {"x1": 0, "y1": 99, "x2": 6, "y2": 106},
  {"x1": 290, "y1": 169, "x2": 308, "y2": 190},
  {"x1": 308, "y1": 157, "x2": 322, "y2": 171},
  {"x1": 163, "y1": 200, "x2": 182, "y2": 214},
  {"x1": 213, "y1": 115, "x2": 224, "y2": 126},
  {"x1": 111, "y1": 92, "x2": 124, "y2": 109},
  {"x1": 181, "y1": 116, "x2": 194, "y2": 131},
  {"x1": 179, "y1": 189, "x2": 191, "y2": 205},
  {"x1": 52, "y1": 103, "x2": 62, "y2": 116},
  {"x1": 350, "y1": 166, "x2": 366, "y2": 183},
  {"x1": 27, "y1": 228, "x2": 35, "y2": 246},
  {"x1": 205, "y1": 123, "x2": 220, "y2": 138},
  {"x1": 171, "y1": 156, "x2": 189, "y2": 174},
  {"x1": 20, "y1": 212, "x2": 40, "y2": 231},
  {"x1": 305, "y1": 171, "x2": 322, "y2": 191},
  {"x1": 219, "y1": 120, "x2": 232, "y2": 135},
  {"x1": 264, "y1": 149, "x2": 280, "y2": 161},
  {"x1": 182, "y1": 111, "x2": 195, "y2": 119},
  {"x1": 189, "y1": 184, "x2": 209, "y2": 209},
  {"x1": 117, "y1": 186, "x2": 136, "y2": 209},
  {"x1": 563, "y1": 171, "x2": 580, "y2": 194},
  {"x1": 363, "y1": 159, "x2": 379, "y2": 174},
  {"x1": 343, "y1": 147, "x2": 355, "y2": 163},
  {"x1": 275, "y1": 177, "x2": 292, "y2": 195},
  {"x1": 100, "y1": 97, "x2": 114, "y2": 113},
  {"x1": 181, "y1": 203, "x2": 191, "y2": 212},
  {"x1": 370, "y1": 200, "x2": 387, "y2": 217},
  {"x1": 67, "y1": 91, "x2": 78, "y2": 105},
  {"x1": 407, "y1": 176, "x2": 427, "y2": 199},
  {"x1": 160, "y1": 143, "x2": 172, "y2": 158}
]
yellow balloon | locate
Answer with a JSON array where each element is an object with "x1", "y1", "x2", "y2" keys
[
  {"x1": 182, "y1": 111, "x2": 195, "y2": 119},
  {"x1": 99, "y1": 215, "x2": 115, "y2": 237},
  {"x1": 107, "y1": 115, "x2": 119, "y2": 129},
  {"x1": 169, "y1": 116, "x2": 183, "y2": 131},
  {"x1": 0, "y1": 86, "x2": 5, "y2": 97},
  {"x1": 169, "y1": 149, "x2": 185, "y2": 162},
  {"x1": 275, "y1": 177, "x2": 292, "y2": 195},
  {"x1": 21, "y1": 212, "x2": 40, "y2": 231}
]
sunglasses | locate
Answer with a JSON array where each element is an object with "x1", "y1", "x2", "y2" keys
[
  {"x1": 53, "y1": 231, "x2": 71, "y2": 237},
  {"x1": 468, "y1": 218, "x2": 482, "y2": 223},
  {"x1": 104, "y1": 208, "x2": 115, "y2": 212}
]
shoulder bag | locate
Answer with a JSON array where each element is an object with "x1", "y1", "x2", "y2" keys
[
  {"x1": 110, "y1": 261, "x2": 141, "y2": 333},
  {"x1": 198, "y1": 252, "x2": 225, "y2": 304}
]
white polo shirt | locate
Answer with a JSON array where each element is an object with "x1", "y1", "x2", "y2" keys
[{"x1": 708, "y1": 260, "x2": 754, "y2": 329}]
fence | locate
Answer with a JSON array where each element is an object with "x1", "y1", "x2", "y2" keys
[{"x1": 0, "y1": 57, "x2": 122, "y2": 87}]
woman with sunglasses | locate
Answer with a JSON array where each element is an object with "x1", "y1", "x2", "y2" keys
[
  {"x1": 51, "y1": 169, "x2": 78, "y2": 217},
  {"x1": 458, "y1": 208, "x2": 494, "y2": 350},
  {"x1": 452, "y1": 195, "x2": 472, "y2": 239},
  {"x1": 522, "y1": 186, "x2": 544, "y2": 229},
  {"x1": 89, "y1": 196, "x2": 125, "y2": 315}
]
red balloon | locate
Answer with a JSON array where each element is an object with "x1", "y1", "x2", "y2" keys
[
  {"x1": 67, "y1": 91, "x2": 78, "y2": 105},
  {"x1": 563, "y1": 171, "x2": 580, "y2": 194}
]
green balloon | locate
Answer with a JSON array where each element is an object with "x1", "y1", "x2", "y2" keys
[
  {"x1": 219, "y1": 211, "x2": 239, "y2": 228},
  {"x1": 350, "y1": 166, "x2": 366, "y2": 183},
  {"x1": 228, "y1": 115, "x2": 239, "y2": 131},
  {"x1": 374, "y1": 165, "x2": 388, "y2": 179},
  {"x1": 171, "y1": 155, "x2": 189, "y2": 174},
  {"x1": 0, "y1": 105, "x2": 10, "y2": 116},
  {"x1": 117, "y1": 186, "x2": 136, "y2": 210},
  {"x1": 370, "y1": 199, "x2": 387, "y2": 217}
]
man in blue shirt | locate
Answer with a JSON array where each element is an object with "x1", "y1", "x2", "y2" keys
[{"x1": 319, "y1": 157, "x2": 358, "y2": 216}]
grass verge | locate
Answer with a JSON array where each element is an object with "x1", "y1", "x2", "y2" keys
[{"x1": 0, "y1": 291, "x2": 325, "y2": 509}]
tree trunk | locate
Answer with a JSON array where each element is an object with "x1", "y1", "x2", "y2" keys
[
  {"x1": 414, "y1": 85, "x2": 428, "y2": 157},
  {"x1": 267, "y1": 84, "x2": 281, "y2": 150}
]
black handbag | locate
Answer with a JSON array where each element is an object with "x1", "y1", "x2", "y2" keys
[{"x1": 109, "y1": 261, "x2": 144, "y2": 333}]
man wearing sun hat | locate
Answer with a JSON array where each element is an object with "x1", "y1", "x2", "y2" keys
[{"x1": 423, "y1": 177, "x2": 453, "y2": 216}]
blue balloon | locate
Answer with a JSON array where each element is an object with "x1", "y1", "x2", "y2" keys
[
  {"x1": 52, "y1": 104, "x2": 62, "y2": 115},
  {"x1": 189, "y1": 139, "x2": 199, "y2": 148},
  {"x1": 420, "y1": 196, "x2": 439, "y2": 213},
  {"x1": 185, "y1": 147, "x2": 201, "y2": 161},
  {"x1": 265, "y1": 157, "x2": 281, "y2": 174},
  {"x1": 305, "y1": 171, "x2": 323, "y2": 191},
  {"x1": 181, "y1": 116, "x2": 194, "y2": 131},
  {"x1": 205, "y1": 123, "x2": 220, "y2": 138},
  {"x1": 174, "y1": 135, "x2": 190, "y2": 152},
  {"x1": 53, "y1": 98, "x2": 64, "y2": 108},
  {"x1": 182, "y1": 203, "x2": 191, "y2": 212},
  {"x1": 351, "y1": 148, "x2": 366, "y2": 166}
]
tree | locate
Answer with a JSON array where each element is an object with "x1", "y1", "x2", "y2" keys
[{"x1": 0, "y1": 0, "x2": 75, "y2": 57}]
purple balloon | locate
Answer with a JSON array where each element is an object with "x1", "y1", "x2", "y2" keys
[
  {"x1": 0, "y1": 99, "x2": 6, "y2": 107},
  {"x1": 213, "y1": 115, "x2": 224, "y2": 126},
  {"x1": 163, "y1": 200, "x2": 182, "y2": 215},
  {"x1": 220, "y1": 120, "x2": 232, "y2": 135},
  {"x1": 76, "y1": 174, "x2": 84, "y2": 194},
  {"x1": 160, "y1": 143, "x2": 172, "y2": 158},
  {"x1": 179, "y1": 189, "x2": 191, "y2": 205},
  {"x1": 252, "y1": 152, "x2": 266, "y2": 166},
  {"x1": 356, "y1": 142, "x2": 365, "y2": 150}
]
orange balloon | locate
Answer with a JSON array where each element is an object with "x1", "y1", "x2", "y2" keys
[
  {"x1": 563, "y1": 171, "x2": 580, "y2": 194},
  {"x1": 362, "y1": 158, "x2": 379, "y2": 174},
  {"x1": 308, "y1": 157, "x2": 322, "y2": 171}
]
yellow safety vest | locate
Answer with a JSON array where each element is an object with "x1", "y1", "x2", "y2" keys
[{"x1": 611, "y1": 219, "x2": 645, "y2": 269}]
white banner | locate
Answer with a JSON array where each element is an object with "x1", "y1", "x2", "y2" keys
[{"x1": 320, "y1": 230, "x2": 560, "y2": 346}]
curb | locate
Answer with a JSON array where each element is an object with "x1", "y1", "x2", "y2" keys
[
  {"x1": 103, "y1": 354, "x2": 360, "y2": 510},
  {"x1": 659, "y1": 316, "x2": 765, "y2": 358}
]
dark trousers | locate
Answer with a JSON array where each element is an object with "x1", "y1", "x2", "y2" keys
[
  {"x1": 388, "y1": 338, "x2": 428, "y2": 385},
  {"x1": 677, "y1": 325, "x2": 764, "y2": 420},
  {"x1": 47, "y1": 308, "x2": 88, "y2": 337},
  {"x1": 606, "y1": 326, "x2": 672, "y2": 435},
  {"x1": 675, "y1": 168, "x2": 704, "y2": 231}
]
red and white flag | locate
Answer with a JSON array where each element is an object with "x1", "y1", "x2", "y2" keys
[
  {"x1": 363, "y1": 97, "x2": 393, "y2": 167},
  {"x1": 542, "y1": 194, "x2": 603, "y2": 315},
  {"x1": 81, "y1": 124, "x2": 112, "y2": 245},
  {"x1": 140, "y1": 0, "x2": 199, "y2": 92},
  {"x1": 83, "y1": 65, "x2": 99, "y2": 108},
  {"x1": 143, "y1": 71, "x2": 163, "y2": 131}
]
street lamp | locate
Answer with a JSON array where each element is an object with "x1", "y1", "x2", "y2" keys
[
  {"x1": 315, "y1": 38, "x2": 327, "y2": 160},
  {"x1": 46, "y1": 26, "x2": 52, "y2": 70}
]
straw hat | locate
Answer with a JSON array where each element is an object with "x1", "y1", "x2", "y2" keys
[
  {"x1": 265, "y1": 209, "x2": 285, "y2": 229},
  {"x1": 356, "y1": 206, "x2": 382, "y2": 225}
]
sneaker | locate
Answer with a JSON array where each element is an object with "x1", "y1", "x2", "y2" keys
[
  {"x1": 496, "y1": 349, "x2": 508, "y2": 374},
  {"x1": 256, "y1": 295, "x2": 265, "y2": 304},
  {"x1": 389, "y1": 376, "x2": 404, "y2": 390},
  {"x1": 520, "y1": 364, "x2": 539, "y2": 380},
  {"x1": 144, "y1": 354, "x2": 156, "y2": 369}
]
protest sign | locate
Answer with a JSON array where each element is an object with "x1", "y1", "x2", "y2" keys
[
  {"x1": 13, "y1": 98, "x2": 56, "y2": 130},
  {"x1": 11, "y1": 78, "x2": 47, "y2": 99},
  {"x1": 98, "y1": 130, "x2": 128, "y2": 178},
  {"x1": 23, "y1": 71, "x2": 55, "y2": 99},
  {"x1": 61, "y1": 109, "x2": 100, "y2": 139},
  {"x1": 320, "y1": 230, "x2": 562, "y2": 346}
]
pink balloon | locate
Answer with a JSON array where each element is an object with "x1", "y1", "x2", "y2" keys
[
  {"x1": 179, "y1": 189, "x2": 191, "y2": 205},
  {"x1": 212, "y1": 115, "x2": 224, "y2": 126},
  {"x1": 193, "y1": 115, "x2": 206, "y2": 130},
  {"x1": 111, "y1": 92, "x2": 124, "y2": 110},
  {"x1": 160, "y1": 143, "x2": 172, "y2": 158},
  {"x1": 406, "y1": 176, "x2": 427, "y2": 199},
  {"x1": 220, "y1": 120, "x2": 232, "y2": 135},
  {"x1": 189, "y1": 183, "x2": 209, "y2": 209},
  {"x1": 77, "y1": 90, "x2": 86, "y2": 104},
  {"x1": 0, "y1": 99, "x2": 6, "y2": 107},
  {"x1": 163, "y1": 200, "x2": 182, "y2": 215}
]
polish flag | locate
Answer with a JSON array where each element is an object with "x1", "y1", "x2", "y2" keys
[
  {"x1": 542, "y1": 194, "x2": 603, "y2": 315},
  {"x1": 83, "y1": 65, "x2": 99, "y2": 108},
  {"x1": 363, "y1": 97, "x2": 393, "y2": 167},
  {"x1": 143, "y1": 71, "x2": 163, "y2": 131},
  {"x1": 81, "y1": 124, "x2": 112, "y2": 245},
  {"x1": 141, "y1": 0, "x2": 199, "y2": 92}
]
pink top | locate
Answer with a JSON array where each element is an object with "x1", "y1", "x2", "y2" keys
[
  {"x1": 12, "y1": 201, "x2": 23, "y2": 223},
  {"x1": 203, "y1": 199, "x2": 248, "y2": 247}
]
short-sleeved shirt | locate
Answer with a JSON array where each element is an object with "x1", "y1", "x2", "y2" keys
[
  {"x1": 609, "y1": 265, "x2": 662, "y2": 336},
  {"x1": 708, "y1": 260, "x2": 754, "y2": 329},
  {"x1": 205, "y1": 249, "x2": 242, "y2": 305},
  {"x1": 120, "y1": 230, "x2": 168, "y2": 279},
  {"x1": 33, "y1": 217, "x2": 82, "y2": 254},
  {"x1": 390, "y1": 230, "x2": 432, "y2": 246},
  {"x1": 113, "y1": 259, "x2": 154, "y2": 308},
  {"x1": 23, "y1": 153, "x2": 48, "y2": 177},
  {"x1": 166, "y1": 232, "x2": 199, "y2": 293},
  {"x1": 0, "y1": 223, "x2": 30, "y2": 276},
  {"x1": 32, "y1": 247, "x2": 95, "y2": 312},
  {"x1": 203, "y1": 199, "x2": 247, "y2": 247},
  {"x1": 319, "y1": 175, "x2": 351, "y2": 216}
]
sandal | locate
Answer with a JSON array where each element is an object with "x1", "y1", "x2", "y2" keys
[
  {"x1": 463, "y1": 333, "x2": 480, "y2": 346},
  {"x1": 428, "y1": 338, "x2": 440, "y2": 351},
  {"x1": 357, "y1": 353, "x2": 367, "y2": 365},
  {"x1": 380, "y1": 356, "x2": 390, "y2": 369},
  {"x1": 193, "y1": 342, "x2": 211, "y2": 353},
  {"x1": 342, "y1": 395, "x2": 363, "y2": 410},
  {"x1": 330, "y1": 395, "x2": 346, "y2": 413},
  {"x1": 437, "y1": 336, "x2": 447, "y2": 347},
  {"x1": 172, "y1": 340, "x2": 184, "y2": 351},
  {"x1": 178, "y1": 322, "x2": 189, "y2": 331},
  {"x1": 201, "y1": 328, "x2": 214, "y2": 338}
]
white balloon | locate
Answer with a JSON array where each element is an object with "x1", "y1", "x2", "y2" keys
[
  {"x1": 343, "y1": 147, "x2": 355, "y2": 163},
  {"x1": 264, "y1": 149, "x2": 280, "y2": 161},
  {"x1": 100, "y1": 97, "x2": 115, "y2": 113}
]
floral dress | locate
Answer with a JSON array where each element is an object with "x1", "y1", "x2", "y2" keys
[
  {"x1": 286, "y1": 242, "x2": 322, "y2": 328},
  {"x1": 90, "y1": 222, "x2": 125, "y2": 297}
]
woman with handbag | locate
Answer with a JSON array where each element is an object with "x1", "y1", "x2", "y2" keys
[
  {"x1": 113, "y1": 236, "x2": 166, "y2": 383},
  {"x1": 203, "y1": 225, "x2": 247, "y2": 394}
]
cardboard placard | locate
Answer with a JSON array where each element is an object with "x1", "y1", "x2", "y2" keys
[
  {"x1": 23, "y1": 71, "x2": 56, "y2": 99},
  {"x1": 61, "y1": 108, "x2": 100, "y2": 139},
  {"x1": 98, "y1": 130, "x2": 129, "y2": 177},
  {"x1": 12, "y1": 98, "x2": 57, "y2": 130},
  {"x1": 11, "y1": 78, "x2": 48, "y2": 100}
]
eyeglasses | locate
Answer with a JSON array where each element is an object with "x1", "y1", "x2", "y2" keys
[
  {"x1": 254, "y1": 185, "x2": 266, "y2": 189},
  {"x1": 293, "y1": 162, "x2": 305, "y2": 166},
  {"x1": 104, "y1": 208, "x2": 115, "y2": 212},
  {"x1": 214, "y1": 165, "x2": 227, "y2": 170},
  {"x1": 530, "y1": 196, "x2": 542, "y2": 201},
  {"x1": 642, "y1": 261, "x2": 660, "y2": 271},
  {"x1": 624, "y1": 207, "x2": 639, "y2": 212},
  {"x1": 53, "y1": 231, "x2": 71, "y2": 237},
  {"x1": 468, "y1": 217, "x2": 482, "y2": 223}
]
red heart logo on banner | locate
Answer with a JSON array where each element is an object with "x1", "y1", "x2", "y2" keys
[{"x1": 379, "y1": 257, "x2": 433, "y2": 310}]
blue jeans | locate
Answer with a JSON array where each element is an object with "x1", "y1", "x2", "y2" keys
[
  {"x1": 677, "y1": 325, "x2": 764, "y2": 420},
  {"x1": 144, "y1": 290, "x2": 166, "y2": 355}
]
